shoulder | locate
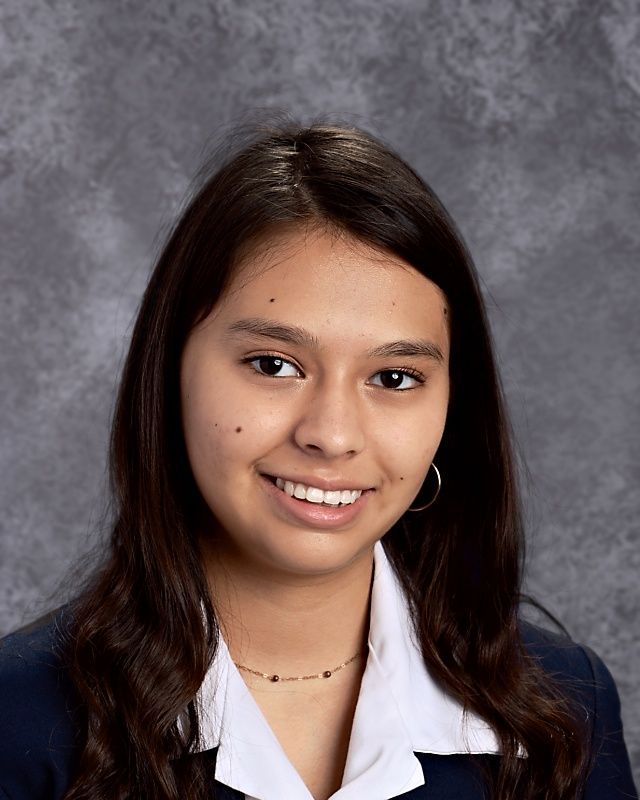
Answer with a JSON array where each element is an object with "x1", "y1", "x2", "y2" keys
[
  {"x1": 519, "y1": 618, "x2": 620, "y2": 711},
  {"x1": 519, "y1": 618, "x2": 596, "y2": 682},
  {"x1": 519, "y1": 619, "x2": 638, "y2": 798},
  {"x1": 0, "y1": 608, "x2": 82, "y2": 800}
]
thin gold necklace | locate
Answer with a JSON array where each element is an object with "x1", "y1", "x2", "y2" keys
[{"x1": 235, "y1": 649, "x2": 366, "y2": 682}]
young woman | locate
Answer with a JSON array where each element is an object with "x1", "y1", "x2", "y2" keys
[{"x1": 0, "y1": 124, "x2": 636, "y2": 800}]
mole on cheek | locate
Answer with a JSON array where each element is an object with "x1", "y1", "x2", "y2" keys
[
  {"x1": 235, "y1": 426, "x2": 243, "y2": 433},
  {"x1": 400, "y1": 476, "x2": 404, "y2": 481},
  {"x1": 269, "y1": 297, "x2": 275, "y2": 303}
]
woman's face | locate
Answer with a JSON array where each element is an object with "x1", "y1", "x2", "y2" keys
[{"x1": 180, "y1": 225, "x2": 450, "y2": 578}]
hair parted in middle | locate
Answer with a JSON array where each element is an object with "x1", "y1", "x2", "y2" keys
[{"x1": 62, "y1": 122, "x2": 590, "y2": 800}]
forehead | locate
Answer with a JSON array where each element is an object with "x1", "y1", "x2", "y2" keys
[{"x1": 211, "y1": 225, "x2": 449, "y2": 349}]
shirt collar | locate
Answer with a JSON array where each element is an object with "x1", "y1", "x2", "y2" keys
[
  {"x1": 367, "y1": 540, "x2": 502, "y2": 756},
  {"x1": 192, "y1": 541, "x2": 503, "y2": 799}
]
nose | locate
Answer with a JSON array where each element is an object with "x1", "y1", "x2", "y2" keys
[{"x1": 293, "y1": 378, "x2": 366, "y2": 459}]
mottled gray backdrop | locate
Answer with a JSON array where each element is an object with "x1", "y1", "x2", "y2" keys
[{"x1": 1, "y1": 0, "x2": 638, "y2": 783}]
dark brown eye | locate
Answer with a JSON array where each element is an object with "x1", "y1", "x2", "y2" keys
[
  {"x1": 247, "y1": 356, "x2": 300, "y2": 378},
  {"x1": 258, "y1": 356, "x2": 284, "y2": 375},
  {"x1": 370, "y1": 370, "x2": 421, "y2": 390},
  {"x1": 380, "y1": 370, "x2": 404, "y2": 389}
]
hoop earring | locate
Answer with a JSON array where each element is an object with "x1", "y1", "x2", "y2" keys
[{"x1": 408, "y1": 463, "x2": 441, "y2": 512}]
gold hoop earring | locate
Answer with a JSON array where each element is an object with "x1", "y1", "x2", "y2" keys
[{"x1": 408, "y1": 463, "x2": 441, "y2": 512}]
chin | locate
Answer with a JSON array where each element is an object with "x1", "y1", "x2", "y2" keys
[{"x1": 243, "y1": 528, "x2": 376, "y2": 578}]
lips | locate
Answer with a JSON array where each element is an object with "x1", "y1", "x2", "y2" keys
[
  {"x1": 274, "y1": 477, "x2": 362, "y2": 506},
  {"x1": 261, "y1": 472, "x2": 373, "y2": 508},
  {"x1": 261, "y1": 472, "x2": 371, "y2": 529}
]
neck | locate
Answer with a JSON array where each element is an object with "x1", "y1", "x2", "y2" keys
[{"x1": 201, "y1": 542, "x2": 374, "y2": 677}]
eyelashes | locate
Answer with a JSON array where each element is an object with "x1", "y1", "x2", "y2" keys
[
  {"x1": 368, "y1": 368, "x2": 424, "y2": 391},
  {"x1": 242, "y1": 353, "x2": 304, "y2": 378},
  {"x1": 244, "y1": 355, "x2": 302, "y2": 378},
  {"x1": 241, "y1": 354, "x2": 426, "y2": 391}
]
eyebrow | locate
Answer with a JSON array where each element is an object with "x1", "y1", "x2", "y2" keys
[
  {"x1": 226, "y1": 318, "x2": 319, "y2": 349},
  {"x1": 225, "y1": 317, "x2": 444, "y2": 363},
  {"x1": 366, "y1": 340, "x2": 444, "y2": 363}
]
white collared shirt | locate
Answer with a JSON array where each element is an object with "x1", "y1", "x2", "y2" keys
[{"x1": 193, "y1": 541, "x2": 502, "y2": 800}]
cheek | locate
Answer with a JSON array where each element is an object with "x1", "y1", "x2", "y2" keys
[
  {"x1": 381, "y1": 405, "x2": 448, "y2": 487},
  {"x1": 181, "y1": 374, "x2": 289, "y2": 472},
  {"x1": 181, "y1": 394, "x2": 227, "y2": 482},
  {"x1": 386, "y1": 434, "x2": 436, "y2": 485}
]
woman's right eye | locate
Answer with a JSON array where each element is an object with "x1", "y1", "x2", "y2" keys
[{"x1": 245, "y1": 355, "x2": 302, "y2": 378}]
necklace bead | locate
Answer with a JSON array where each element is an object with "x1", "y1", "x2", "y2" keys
[{"x1": 235, "y1": 649, "x2": 365, "y2": 682}]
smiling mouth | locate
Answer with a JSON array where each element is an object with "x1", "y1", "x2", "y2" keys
[{"x1": 264, "y1": 475, "x2": 365, "y2": 506}]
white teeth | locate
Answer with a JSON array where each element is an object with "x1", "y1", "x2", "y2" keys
[
  {"x1": 271, "y1": 477, "x2": 364, "y2": 505},
  {"x1": 324, "y1": 490, "x2": 342, "y2": 505},
  {"x1": 305, "y1": 487, "x2": 324, "y2": 503}
]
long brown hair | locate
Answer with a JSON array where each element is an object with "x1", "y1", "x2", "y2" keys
[{"x1": 63, "y1": 122, "x2": 590, "y2": 799}]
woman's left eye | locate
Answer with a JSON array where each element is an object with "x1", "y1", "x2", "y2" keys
[
  {"x1": 369, "y1": 370, "x2": 423, "y2": 391},
  {"x1": 246, "y1": 355, "x2": 301, "y2": 378}
]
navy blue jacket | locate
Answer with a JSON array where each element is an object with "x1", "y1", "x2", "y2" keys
[{"x1": 0, "y1": 610, "x2": 637, "y2": 799}]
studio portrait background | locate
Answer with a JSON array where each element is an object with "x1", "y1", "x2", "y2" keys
[{"x1": 1, "y1": 0, "x2": 638, "y2": 785}]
